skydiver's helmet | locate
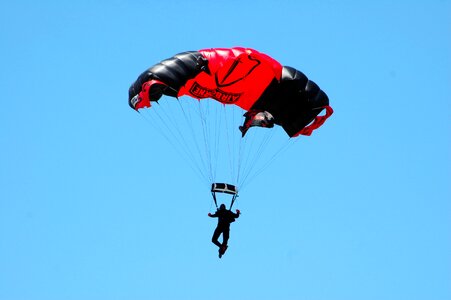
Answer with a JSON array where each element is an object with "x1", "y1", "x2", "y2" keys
[{"x1": 219, "y1": 204, "x2": 226, "y2": 210}]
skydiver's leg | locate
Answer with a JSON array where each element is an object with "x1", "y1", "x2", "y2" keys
[
  {"x1": 211, "y1": 227, "x2": 222, "y2": 248},
  {"x1": 222, "y1": 228, "x2": 230, "y2": 246},
  {"x1": 218, "y1": 228, "x2": 230, "y2": 257}
]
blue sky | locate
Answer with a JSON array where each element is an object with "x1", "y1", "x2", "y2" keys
[{"x1": 1, "y1": 0, "x2": 450, "y2": 299}]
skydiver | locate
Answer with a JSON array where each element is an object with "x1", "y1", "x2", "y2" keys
[{"x1": 208, "y1": 204, "x2": 241, "y2": 258}]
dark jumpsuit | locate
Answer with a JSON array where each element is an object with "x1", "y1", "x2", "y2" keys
[{"x1": 209, "y1": 209, "x2": 240, "y2": 248}]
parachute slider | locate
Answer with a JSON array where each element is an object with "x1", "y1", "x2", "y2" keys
[
  {"x1": 211, "y1": 183, "x2": 238, "y2": 210},
  {"x1": 211, "y1": 183, "x2": 238, "y2": 195}
]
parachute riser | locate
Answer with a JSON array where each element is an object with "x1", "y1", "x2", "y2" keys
[
  {"x1": 211, "y1": 191, "x2": 238, "y2": 210},
  {"x1": 229, "y1": 194, "x2": 238, "y2": 210},
  {"x1": 211, "y1": 192, "x2": 219, "y2": 209}
]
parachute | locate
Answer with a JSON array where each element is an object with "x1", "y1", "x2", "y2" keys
[{"x1": 129, "y1": 47, "x2": 333, "y2": 205}]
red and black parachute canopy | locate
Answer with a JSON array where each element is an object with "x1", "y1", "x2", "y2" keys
[{"x1": 129, "y1": 47, "x2": 332, "y2": 138}]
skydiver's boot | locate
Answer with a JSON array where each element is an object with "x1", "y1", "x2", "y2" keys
[{"x1": 218, "y1": 245, "x2": 228, "y2": 258}]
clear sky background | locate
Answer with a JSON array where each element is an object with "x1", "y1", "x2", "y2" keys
[{"x1": 1, "y1": 1, "x2": 450, "y2": 299}]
